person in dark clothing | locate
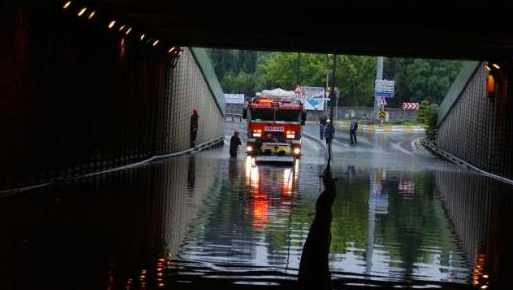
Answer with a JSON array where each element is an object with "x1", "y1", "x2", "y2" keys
[
  {"x1": 229, "y1": 131, "x2": 242, "y2": 157},
  {"x1": 190, "y1": 109, "x2": 199, "y2": 148},
  {"x1": 324, "y1": 119, "x2": 335, "y2": 146},
  {"x1": 318, "y1": 115, "x2": 328, "y2": 140},
  {"x1": 349, "y1": 116, "x2": 358, "y2": 145}
]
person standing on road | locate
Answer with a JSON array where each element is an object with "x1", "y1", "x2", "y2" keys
[
  {"x1": 349, "y1": 116, "x2": 358, "y2": 145},
  {"x1": 324, "y1": 119, "x2": 335, "y2": 146},
  {"x1": 190, "y1": 109, "x2": 199, "y2": 148},
  {"x1": 229, "y1": 130, "x2": 242, "y2": 157},
  {"x1": 318, "y1": 114, "x2": 327, "y2": 140}
]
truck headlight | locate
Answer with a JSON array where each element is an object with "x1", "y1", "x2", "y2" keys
[
  {"x1": 247, "y1": 145, "x2": 253, "y2": 152},
  {"x1": 293, "y1": 148, "x2": 301, "y2": 155}
]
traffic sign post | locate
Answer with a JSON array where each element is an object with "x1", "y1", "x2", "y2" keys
[
  {"x1": 401, "y1": 102, "x2": 419, "y2": 110},
  {"x1": 401, "y1": 102, "x2": 419, "y2": 120},
  {"x1": 374, "y1": 80, "x2": 395, "y2": 99},
  {"x1": 374, "y1": 80, "x2": 394, "y2": 123},
  {"x1": 379, "y1": 109, "x2": 386, "y2": 125}
]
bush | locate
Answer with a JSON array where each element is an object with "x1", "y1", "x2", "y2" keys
[{"x1": 417, "y1": 100, "x2": 438, "y2": 140}]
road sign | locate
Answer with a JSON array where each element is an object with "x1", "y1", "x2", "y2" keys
[
  {"x1": 379, "y1": 109, "x2": 386, "y2": 119},
  {"x1": 374, "y1": 80, "x2": 395, "y2": 98},
  {"x1": 380, "y1": 97, "x2": 387, "y2": 106},
  {"x1": 401, "y1": 102, "x2": 419, "y2": 110},
  {"x1": 224, "y1": 93, "x2": 245, "y2": 104}
]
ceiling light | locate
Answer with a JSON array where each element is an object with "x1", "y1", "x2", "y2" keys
[{"x1": 78, "y1": 7, "x2": 87, "y2": 16}]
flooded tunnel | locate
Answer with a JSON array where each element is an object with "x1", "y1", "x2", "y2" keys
[{"x1": 2, "y1": 0, "x2": 513, "y2": 289}]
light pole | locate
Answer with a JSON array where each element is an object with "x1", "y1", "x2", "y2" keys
[
  {"x1": 374, "y1": 56, "x2": 384, "y2": 122},
  {"x1": 329, "y1": 54, "x2": 336, "y2": 122},
  {"x1": 326, "y1": 54, "x2": 337, "y2": 168},
  {"x1": 296, "y1": 52, "x2": 301, "y2": 86},
  {"x1": 324, "y1": 55, "x2": 329, "y2": 116}
]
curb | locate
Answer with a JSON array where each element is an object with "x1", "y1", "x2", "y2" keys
[
  {"x1": 303, "y1": 132, "x2": 327, "y2": 150},
  {"x1": 0, "y1": 136, "x2": 224, "y2": 197},
  {"x1": 334, "y1": 121, "x2": 425, "y2": 133},
  {"x1": 422, "y1": 140, "x2": 513, "y2": 186}
]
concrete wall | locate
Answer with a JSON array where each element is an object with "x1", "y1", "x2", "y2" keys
[
  {"x1": 0, "y1": 0, "x2": 224, "y2": 190},
  {"x1": 435, "y1": 171, "x2": 513, "y2": 287},
  {"x1": 0, "y1": 154, "x2": 222, "y2": 289},
  {"x1": 436, "y1": 62, "x2": 513, "y2": 179}
]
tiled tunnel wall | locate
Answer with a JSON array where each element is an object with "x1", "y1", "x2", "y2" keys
[
  {"x1": 0, "y1": 0, "x2": 224, "y2": 190},
  {"x1": 0, "y1": 154, "x2": 223, "y2": 288},
  {"x1": 435, "y1": 171, "x2": 513, "y2": 285},
  {"x1": 437, "y1": 62, "x2": 513, "y2": 179}
]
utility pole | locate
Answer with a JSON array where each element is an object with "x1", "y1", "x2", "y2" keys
[
  {"x1": 296, "y1": 52, "x2": 301, "y2": 85},
  {"x1": 324, "y1": 55, "x2": 329, "y2": 116},
  {"x1": 374, "y1": 56, "x2": 384, "y2": 122},
  {"x1": 329, "y1": 55, "x2": 336, "y2": 122},
  {"x1": 325, "y1": 54, "x2": 337, "y2": 168}
]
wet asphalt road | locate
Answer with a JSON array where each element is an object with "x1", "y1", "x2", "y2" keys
[{"x1": 0, "y1": 121, "x2": 512, "y2": 290}]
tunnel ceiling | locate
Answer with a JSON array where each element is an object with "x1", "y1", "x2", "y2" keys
[{"x1": 97, "y1": 0, "x2": 513, "y2": 60}]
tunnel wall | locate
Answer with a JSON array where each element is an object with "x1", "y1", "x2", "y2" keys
[
  {"x1": 434, "y1": 171, "x2": 513, "y2": 286},
  {"x1": 436, "y1": 62, "x2": 513, "y2": 179},
  {"x1": 0, "y1": 154, "x2": 223, "y2": 289},
  {"x1": 0, "y1": 1, "x2": 224, "y2": 190}
]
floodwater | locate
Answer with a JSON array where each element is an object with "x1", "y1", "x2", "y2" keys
[{"x1": 1, "y1": 124, "x2": 512, "y2": 289}]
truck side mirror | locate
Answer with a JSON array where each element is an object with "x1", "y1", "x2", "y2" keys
[
  {"x1": 242, "y1": 108, "x2": 247, "y2": 119},
  {"x1": 301, "y1": 111, "x2": 307, "y2": 125}
]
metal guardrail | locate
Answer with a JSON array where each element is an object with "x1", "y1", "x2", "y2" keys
[{"x1": 0, "y1": 136, "x2": 225, "y2": 197}]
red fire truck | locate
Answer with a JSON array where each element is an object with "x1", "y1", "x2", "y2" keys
[{"x1": 243, "y1": 90, "x2": 306, "y2": 162}]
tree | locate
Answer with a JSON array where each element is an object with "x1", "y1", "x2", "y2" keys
[
  {"x1": 335, "y1": 55, "x2": 375, "y2": 107},
  {"x1": 384, "y1": 58, "x2": 462, "y2": 106},
  {"x1": 256, "y1": 53, "x2": 376, "y2": 107},
  {"x1": 207, "y1": 48, "x2": 463, "y2": 107},
  {"x1": 416, "y1": 100, "x2": 439, "y2": 140}
]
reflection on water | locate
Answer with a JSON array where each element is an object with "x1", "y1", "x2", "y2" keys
[
  {"x1": 2, "y1": 152, "x2": 513, "y2": 289},
  {"x1": 435, "y1": 171, "x2": 513, "y2": 289},
  {"x1": 179, "y1": 157, "x2": 476, "y2": 288}
]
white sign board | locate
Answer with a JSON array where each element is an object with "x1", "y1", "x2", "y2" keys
[
  {"x1": 374, "y1": 80, "x2": 395, "y2": 98},
  {"x1": 224, "y1": 93, "x2": 245, "y2": 104},
  {"x1": 303, "y1": 86, "x2": 325, "y2": 111}
]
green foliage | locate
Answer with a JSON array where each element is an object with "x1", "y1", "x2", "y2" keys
[
  {"x1": 256, "y1": 53, "x2": 376, "y2": 107},
  {"x1": 207, "y1": 48, "x2": 463, "y2": 107},
  {"x1": 417, "y1": 100, "x2": 439, "y2": 140},
  {"x1": 220, "y1": 71, "x2": 257, "y2": 97},
  {"x1": 384, "y1": 58, "x2": 463, "y2": 107},
  {"x1": 336, "y1": 55, "x2": 376, "y2": 107}
]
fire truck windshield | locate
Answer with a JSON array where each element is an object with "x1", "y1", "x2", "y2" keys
[
  {"x1": 250, "y1": 108, "x2": 301, "y2": 123},
  {"x1": 275, "y1": 109, "x2": 301, "y2": 123},
  {"x1": 250, "y1": 108, "x2": 274, "y2": 121}
]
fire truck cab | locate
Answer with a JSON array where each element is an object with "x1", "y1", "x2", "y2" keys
[{"x1": 243, "y1": 90, "x2": 306, "y2": 163}]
